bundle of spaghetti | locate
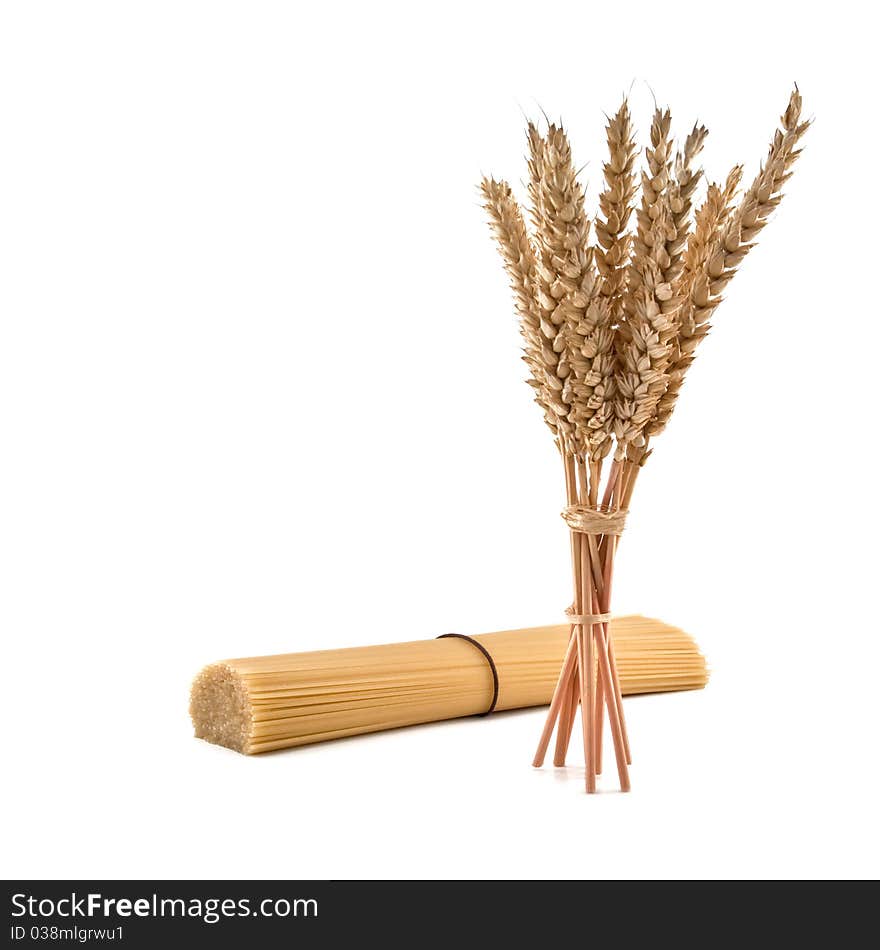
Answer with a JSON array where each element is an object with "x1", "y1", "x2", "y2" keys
[{"x1": 190, "y1": 615, "x2": 706, "y2": 754}]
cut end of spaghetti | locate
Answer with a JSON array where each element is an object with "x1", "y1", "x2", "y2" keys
[{"x1": 190, "y1": 663, "x2": 252, "y2": 753}]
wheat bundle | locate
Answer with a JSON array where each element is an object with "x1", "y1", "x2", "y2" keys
[
  {"x1": 190, "y1": 616, "x2": 706, "y2": 754},
  {"x1": 482, "y1": 88, "x2": 808, "y2": 791}
]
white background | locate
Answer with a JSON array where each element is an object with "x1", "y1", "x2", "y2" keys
[{"x1": 1, "y1": 1, "x2": 878, "y2": 880}]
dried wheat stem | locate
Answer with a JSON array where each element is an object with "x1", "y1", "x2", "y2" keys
[
  {"x1": 596, "y1": 467, "x2": 630, "y2": 766},
  {"x1": 554, "y1": 453, "x2": 582, "y2": 767},
  {"x1": 589, "y1": 560, "x2": 629, "y2": 791},
  {"x1": 594, "y1": 631, "x2": 605, "y2": 773},
  {"x1": 555, "y1": 456, "x2": 589, "y2": 767},
  {"x1": 531, "y1": 625, "x2": 579, "y2": 768},
  {"x1": 578, "y1": 609, "x2": 595, "y2": 791},
  {"x1": 601, "y1": 538, "x2": 629, "y2": 765},
  {"x1": 578, "y1": 465, "x2": 597, "y2": 791}
]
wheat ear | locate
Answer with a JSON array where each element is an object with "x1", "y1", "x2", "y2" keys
[
  {"x1": 481, "y1": 178, "x2": 569, "y2": 437},
  {"x1": 648, "y1": 167, "x2": 742, "y2": 435},
  {"x1": 595, "y1": 100, "x2": 638, "y2": 315},
  {"x1": 707, "y1": 89, "x2": 807, "y2": 314},
  {"x1": 668, "y1": 123, "x2": 709, "y2": 276},
  {"x1": 613, "y1": 108, "x2": 678, "y2": 458},
  {"x1": 529, "y1": 123, "x2": 613, "y2": 461},
  {"x1": 649, "y1": 88, "x2": 809, "y2": 435},
  {"x1": 626, "y1": 108, "x2": 676, "y2": 307}
]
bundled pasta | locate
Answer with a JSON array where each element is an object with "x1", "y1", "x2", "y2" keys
[{"x1": 190, "y1": 615, "x2": 706, "y2": 754}]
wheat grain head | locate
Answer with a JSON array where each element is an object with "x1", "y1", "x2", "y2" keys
[
  {"x1": 595, "y1": 100, "x2": 638, "y2": 315},
  {"x1": 528, "y1": 123, "x2": 615, "y2": 460},
  {"x1": 613, "y1": 108, "x2": 680, "y2": 458},
  {"x1": 647, "y1": 88, "x2": 809, "y2": 436},
  {"x1": 481, "y1": 87, "x2": 808, "y2": 465},
  {"x1": 480, "y1": 177, "x2": 570, "y2": 439},
  {"x1": 647, "y1": 166, "x2": 742, "y2": 435}
]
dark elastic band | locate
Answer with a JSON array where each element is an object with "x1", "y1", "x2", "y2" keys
[{"x1": 437, "y1": 633, "x2": 499, "y2": 716}]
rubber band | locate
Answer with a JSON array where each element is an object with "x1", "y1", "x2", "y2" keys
[{"x1": 436, "y1": 633, "x2": 500, "y2": 715}]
